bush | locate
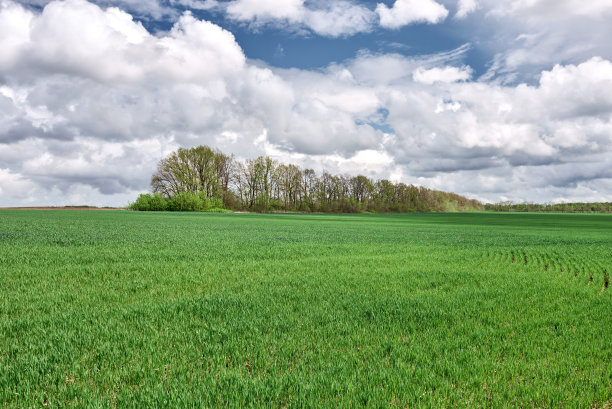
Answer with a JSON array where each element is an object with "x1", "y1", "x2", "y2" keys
[
  {"x1": 129, "y1": 192, "x2": 233, "y2": 212},
  {"x1": 167, "y1": 192, "x2": 207, "y2": 212},
  {"x1": 129, "y1": 194, "x2": 153, "y2": 211},
  {"x1": 129, "y1": 193, "x2": 168, "y2": 211},
  {"x1": 150, "y1": 193, "x2": 168, "y2": 211},
  {"x1": 209, "y1": 196, "x2": 224, "y2": 209}
]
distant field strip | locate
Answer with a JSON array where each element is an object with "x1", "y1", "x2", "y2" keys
[{"x1": 0, "y1": 210, "x2": 611, "y2": 408}]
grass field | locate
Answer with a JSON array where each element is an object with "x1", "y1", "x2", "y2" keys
[{"x1": 0, "y1": 210, "x2": 611, "y2": 408}]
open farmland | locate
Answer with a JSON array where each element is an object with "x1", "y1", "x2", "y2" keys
[{"x1": 0, "y1": 210, "x2": 611, "y2": 407}]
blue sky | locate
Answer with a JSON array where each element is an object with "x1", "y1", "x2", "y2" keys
[
  {"x1": 127, "y1": 0, "x2": 492, "y2": 76},
  {"x1": 190, "y1": 3, "x2": 475, "y2": 69},
  {"x1": 1, "y1": 0, "x2": 612, "y2": 206}
]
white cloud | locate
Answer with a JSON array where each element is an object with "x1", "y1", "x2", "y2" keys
[
  {"x1": 169, "y1": 0, "x2": 219, "y2": 11},
  {"x1": 489, "y1": 0, "x2": 612, "y2": 20},
  {"x1": 303, "y1": 1, "x2": 376, "y2": 37},
  {"x1": 215, "y1": 0, "x2": 452, "y2": 35},
  {"x1": 0, "y1": 0, "x2": 384, "y2": 204},
  {"x1": 16, "y1": 1, "x2": 244, "y2": 84},
  {"x1": 474, "y1": 0, "x2": 612, "y2": 83},
  {"x1": 226, "y1": 0, "x2": 304, "y2": 22},
  {"x1": 435, "y1": 100, "x2": 461, "y2": 113},
  {"x1": 413, "y1": 66, "x2": 472, "y2": 84},
  {"x1": 376, "y1": 0, "x2": 449, "y2": 29},
  {"x1": 225, "y1": 0, "x2": 376, "y2": 37},
  {"x1": 0, "y1": 168, "x2": 37, "y2": 200},
  {"x1": 0, "y1": 1, "x2": 33, "y2": 72},
  {"x1": 15, "y1": 0, "x2": 174, "y2": 19},
  {"x1": 1, "y1": 0, "x2": 611, "y2": 206},
  {"x1": 383, "y1": 57, "x2": 612, "y2": 190},
  {"x1": 456, "y1": 0, "x2": 478, "y2": 19},
  {"x1": 342, "y1": 44, "x2": 471, "y2": 89}
]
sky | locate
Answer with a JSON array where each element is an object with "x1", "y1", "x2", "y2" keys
[{"x1": 1, "y1": 0, "x2": 612, "y2": 206}]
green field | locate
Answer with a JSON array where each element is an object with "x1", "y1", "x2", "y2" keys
[{"x1": 1, "y1": 210, "x2": 611, "y2": 408}]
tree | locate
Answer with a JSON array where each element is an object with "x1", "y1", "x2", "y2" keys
[
  {"x1": 151, "y1": 145, "x2": 233, "y2": 201},
  {"x1": 375, "y1": 179, "x2": 396, "y2": 212},
  {"x1": 350, "y1": 175, "x2": 374, "y2": 206},
  {"x1": 301, "y1": 169, "x2": 318, "y2": 211}
]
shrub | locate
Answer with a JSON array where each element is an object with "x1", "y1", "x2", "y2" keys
[
  {"x1": 129, "y1": 193, "x2": 169, "y2": 211},
  {"x1": 209, "y1": 196, "x2": 224, "y2": 209},
  {"x1": 150, "y1": 193, "x2": 168, "y2": 211},
  {"x1": 129, "y1": 194, "x2": 153, "y2": 211},
  {"x1": 129, "y1": 192, "x2": 232, "y2": 212},
  {"x1": 167, "y1": 192, "x2": 206, "y2": 212}
]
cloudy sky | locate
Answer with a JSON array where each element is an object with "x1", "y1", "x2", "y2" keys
[{"x1": 1, "y1": 0, "x2": 612, "y2": 206}]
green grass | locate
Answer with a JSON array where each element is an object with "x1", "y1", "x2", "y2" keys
[{"x1": 0, "y1": 210, "x2": 611, "y2": 408}]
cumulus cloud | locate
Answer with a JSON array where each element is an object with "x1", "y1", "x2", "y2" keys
[
  {"x1": 0, "y1": 1, "x2": 33, "y2": 73},
  {"x1": 413, "y1": 66, "x2": 472, "y2": 84},
  {"x1": 226, "y1": 0, "x2": 303, "y2": 22},
  {"x1": 169, "y1": 0, "x2": 219, "y2": 11},
  {"x1": 225, "y1": 0, "x2": 376, "y2": 37},
  {"x1": 0, "y1": 0, "x2": 384, "y2": 203},
  {"x1": 224, "y1": 0, "x2": 455, "y2": 36},
  {"x1": 13, "y1": 0, "x2": 454, "y2": 37},
  {"x1": 381, "y1": 56, "x2": 612, "y2": 202},
  {"x1": 302, "y1": 1, "x2": 378, "y2": 37},
  {"x1": 15, "y1": 0, "x2": 173, "y2": 19},
  {"x1": 488, "y1": 0, "x2": 612, "y2": 19},
  {"x1": 0, "y1": 168, "x2": 37, "y2": 201},
  {"x1": 376, "y1": 0, "x2": 449, "y2": 29},
  {"x1": 1, "y1": 0, "x2": 611, "y2": 206},
  {"x1": 474, "y1": 0, "x2": 612, "y2": 83},
  {"x1": 455, "y1": 0, "x2": 478, "y2": 19}
]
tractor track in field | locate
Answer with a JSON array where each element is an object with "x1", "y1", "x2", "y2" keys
[{"x1": 484, "y1": 248, "x2": 610, "y2": 294}]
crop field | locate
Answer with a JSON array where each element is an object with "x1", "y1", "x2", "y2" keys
[{"x1": 0, "y1": 210, "x2": 611, "y2": 408}]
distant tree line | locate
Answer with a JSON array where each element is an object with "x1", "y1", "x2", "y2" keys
[
  {"x1": 485, "y1": 201, "x2": 612, "y2": 213},
  {"x1": 129, "y1": 145, "x2": 484, "y2": 213}
]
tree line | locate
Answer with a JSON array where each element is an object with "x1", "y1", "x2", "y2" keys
[
  {"x1": 129, "y1": 145, "x2": 484, "y2": 213},
  {"x1": 485, "y1": 201, "x2": 612, "y2": 213}
]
